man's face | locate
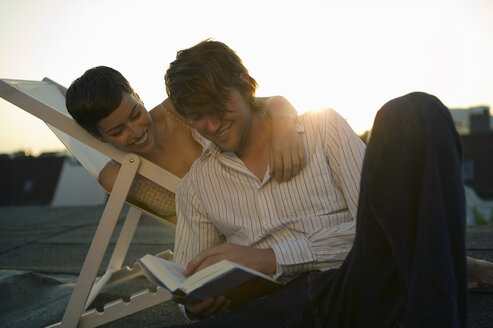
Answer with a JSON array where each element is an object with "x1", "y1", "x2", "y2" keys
[
  {"x1": 186, "y1": 89, "x2": 253, "y2": 154},
  {"x1": 95, "y1": 92, "x2": 155, "y2": 154}
]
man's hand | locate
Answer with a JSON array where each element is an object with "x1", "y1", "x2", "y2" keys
[
  {"x1": 184, "y1": 243, "x2": 277, "y2": 277},
  {"x1": 173, "y1": 295, "x2": 231, "y2": 318},
  {"x1": 176, "y1": 243, "x2": 276, "y2": 318}
]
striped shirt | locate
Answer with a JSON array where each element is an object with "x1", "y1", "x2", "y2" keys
[{"x1": 174, "y1": 108, "x2": 366, "y2": 279}]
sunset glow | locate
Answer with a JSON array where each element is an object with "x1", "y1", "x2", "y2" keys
[{"x1": 1, "y1": 0, "x2": 492, "y2": 155}]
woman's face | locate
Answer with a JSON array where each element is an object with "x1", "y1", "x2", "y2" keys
[{"x1": 96, "y1": 92, "x2": 155, "y2": 154}]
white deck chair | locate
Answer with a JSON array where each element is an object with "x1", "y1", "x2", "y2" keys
[{"x1": 0, "y1": 78, "x2": 181, "y2": 327}]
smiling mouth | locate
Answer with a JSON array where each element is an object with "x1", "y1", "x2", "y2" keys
[
  {"x1": 215, "y1": 124, "x2": 231, "y2": 138},
  {"x1": 133, "y1": 132, "x2": 148, "y2": 145}
]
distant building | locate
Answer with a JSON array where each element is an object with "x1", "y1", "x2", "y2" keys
[
  {"x1": 470, "y1": 107, "x2": 492, "y2": 134},
  {"x1": 450, "y1": 106, "x2": 493, "y2": 135},
  {"x1": 0, "y1": 152, "x2": 107, "y2": 206},
  {"x1": 450, "y1": 106, "x2": 493, "y2": 199},
  {"x1": 462, "y1": 133, "x2": 493, "y2": 199}
]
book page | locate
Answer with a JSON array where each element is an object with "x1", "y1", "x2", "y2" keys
[
  {"x1": 151, "y1": 256, "x2": 188, "y2": 285},
  {"x1": 181, "y1": 260, "x2": 279, "y2": 294},
  {"x1": 139, "y1": 254, "x2": 187, "y2": 292},
  {"x1": 183, "y1": 263, "x2": 282, "y2": 305},
  {"x1": 181, "y1": 260, "x2": 232, "y2": 292}
]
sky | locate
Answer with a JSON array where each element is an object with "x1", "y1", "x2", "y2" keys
[{"x1": 0, "y1": 0, "x2": 492, "y2": 155}]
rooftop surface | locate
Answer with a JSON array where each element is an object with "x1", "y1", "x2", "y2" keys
[{"x1": 0, "y1": 205, "x2": 492, "y2": 328}]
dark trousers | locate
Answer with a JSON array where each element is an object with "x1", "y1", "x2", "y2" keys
[{"x1": 167, "y1": 92, "x2": 467, "y2": 328}]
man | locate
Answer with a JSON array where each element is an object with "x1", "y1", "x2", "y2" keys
[
  {"x1": 165, "y1": 40, "x2": 466, "y2": 327},
  {"x1": 165, "y1": 39, "x2": 361, "y2": 317}
]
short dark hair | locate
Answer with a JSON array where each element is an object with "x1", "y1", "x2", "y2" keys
[
  {"x1": 66, "y1": 66, "x2": 140, "y2": 136},
  {"x1": 165, "y1": 39, "x2": 259, "y2": 117}
]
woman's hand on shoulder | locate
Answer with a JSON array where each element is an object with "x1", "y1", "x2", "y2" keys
[{"x1": 263, "y1": 96, "x2": 305, "y2": 182}]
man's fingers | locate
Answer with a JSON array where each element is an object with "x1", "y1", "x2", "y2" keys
[
  {"x1": 191, "y1": 298, "x2": 214, "y2": 316},
  {"x1": 193, "y1": 255, "x2": 222, "y2": 274},
  {"x1": 176, "y1": 297, "x2": 214, "y2": 316},
  {"x1": 174, "y1": 295, "x2": 229, "y2": 318},
  {"x1": 219, "y1": 298, "x2": 232, "y2": 314},
  {"x1": 201, "y1": 296, "x2": 228, "y2": 317},
  {"x1": 185, "y1": 248, "x2": 225, "y2": 276},
  {"x1": 185, "y1": 248, "x2": 217, "y2": 276},
  {"x1": 184, "y1": 256, "x2": 205, "y2": 276}
]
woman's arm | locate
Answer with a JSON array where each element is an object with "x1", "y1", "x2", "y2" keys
[
  {"x1": 98, "y1": 161, "x2": 177, "y2": 224},
  {"x1": 260, "y1": 96, "x2": 305, "y2": 182}
]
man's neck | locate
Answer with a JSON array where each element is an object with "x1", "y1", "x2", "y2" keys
[{"x1": 236, "y1": 111, "x2": 271, "y2": 181}]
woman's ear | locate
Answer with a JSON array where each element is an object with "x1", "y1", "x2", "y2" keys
[{"x1": 89, "y1": 129, "x2": 104, "y2": 141}]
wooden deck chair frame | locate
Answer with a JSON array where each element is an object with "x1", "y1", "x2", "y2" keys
[{"x1": 0, "y1": 78, "x2": 181, "y2": 327}]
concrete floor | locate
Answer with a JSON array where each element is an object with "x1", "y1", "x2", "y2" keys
[{"x1": 0, "y1": 205, "x2": 492, "y2": 328}]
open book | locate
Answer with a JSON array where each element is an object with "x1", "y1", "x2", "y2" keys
[{"x1": 138, "y1": 254, "x2": 282, "y2": 307}]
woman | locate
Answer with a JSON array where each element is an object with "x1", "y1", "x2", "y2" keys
[{"x1": 66, "y1": 66, "x2": 304, "y2": 223}]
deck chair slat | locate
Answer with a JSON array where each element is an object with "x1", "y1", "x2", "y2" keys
[{"x1": 0, "y1": 77, "x2": 179, "y2": 327}]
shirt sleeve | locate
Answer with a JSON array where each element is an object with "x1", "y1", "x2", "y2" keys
[
  {"x1": 270, "y1": 221, "x2": 357, "y2": 277},
  {"x1": 324, "y1": 108, "x2": 365, "y2": 220},
  {"x1": 270, "y1": 109, "x2": 365, "y2": 278},
  {"x1": 174, "y1": 169, "x2": 226, "y2": 320},
  {"x1": 174, "y1": 170, "x2": 225, "y2": 268}
]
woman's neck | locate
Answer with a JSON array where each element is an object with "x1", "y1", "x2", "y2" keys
[{"x1": 144, "y1": 100, "x2": 202, "y2": 178}]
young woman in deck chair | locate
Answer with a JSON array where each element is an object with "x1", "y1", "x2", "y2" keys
[{"x1": 65, "y1": 66, "x2": 493, "y2": 291}]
